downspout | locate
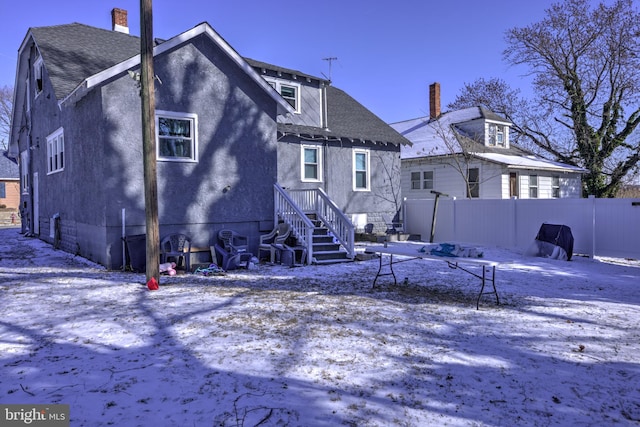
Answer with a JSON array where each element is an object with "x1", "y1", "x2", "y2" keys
[{"x1": 321, "y1": 82, "x2": 329, "y2": 194}]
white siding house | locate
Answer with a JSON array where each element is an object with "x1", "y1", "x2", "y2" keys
[{"x1": 392, "y1": 83, "x2": 586, "y2": 200}]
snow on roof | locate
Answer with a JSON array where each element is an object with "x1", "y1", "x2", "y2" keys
[
  {"x1": 392, "y1": 107, "x2": 585, "y2": 173},
  {"x1": 392, "y1": 107, "x2": 485, "y2": 158},
  {"x1": 472, "y1": 152, "x2": 587, "y2": 173}
]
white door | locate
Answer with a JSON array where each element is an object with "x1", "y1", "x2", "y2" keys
[{"x1": 33, "y1": 172, "x2": 39, "y2": 235}]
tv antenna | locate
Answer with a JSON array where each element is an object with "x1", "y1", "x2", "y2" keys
[{"x1": 322, "y1": 57, "x2": 338, "y2": 82}]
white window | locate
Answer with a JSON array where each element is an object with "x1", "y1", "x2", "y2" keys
[
  {"x1": 46, "y1": 128, "x2": 64, "y2": 174},
  {"x1": 422, "y1": 170, "x2": 434, "y2": 189},
  {"x1": 467, "y1": 167, "x2": 479, "y2": 198},
  {"x1": 302, "y1": 145, "x2": 322, "y2": 182},
  {"x1": 488, "y1": 124, "x2": 505, "y2": 147},
  {"x1": 34, "y1": 56, "x2": 44, "y2": 97},
  {"x1": 529, "y1": 175, "x2": 538, "y2": 198},
  {"x1": 280, "y1": 85, "x2": 298, "y2": 110},
  {"x1": 552, "y1": 176, "x2": 560, "y2": 198},
  {"x1": 353, "y1": 149, "x2": 370, "y2": 191},
  {"x1": 411, "y1": 171, "x2": 421, "y2": 190},
  {"x1": 20, "y1": 151, "x2": 30, "y2": 194},
  {"x1": 266, "y1": 79, "x2": 300, "y2": 113},
  {"x1": 156, "y1": 111, "x2": 197, "y2": 162},
  {"x1": 26, "y1": 77, "x2": 31, "y2": 112}
]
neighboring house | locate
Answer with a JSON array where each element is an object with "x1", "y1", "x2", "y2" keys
[
  {"x1": 8, "y1": 9, "x2": 409, "y2": 268},
  {"x1": 0, "y1": 151, "x2": 20, "y2": 212},
  {"x1": 391, "y1": 83, "x2": 585, "y2": 200}
]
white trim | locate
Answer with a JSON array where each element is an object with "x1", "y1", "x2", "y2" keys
[
  {"x1": 155, "y1": 110, "x2": 198, "y2": 162},
  {"x1": 301, "y1": 144, "x2": 323, "y2": 182},
  {"x1": 20, "y1": 150, "x2": 30, "y2": 194},
  {"x1": 34, "y1": 56, "x2": 43, "y2": 98},
  {"x1": 353, "y1": 148, "x2": 370, "y2": 192},
  {"x1": 46, "y1": 127, "x2": 65, "y2": 175},
  {"x1": 265, "y1": 78, "x2": 301, "y2": 114}
]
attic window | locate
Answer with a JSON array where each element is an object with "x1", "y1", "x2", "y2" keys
[
  {"x1": 280, "y1": 85, "x2": 298, "y2": 110},
  {"x1": 265, "y1": 79, "x2": 300, "y2": 113},
  {"x1": 488, "y1": 124, "x2": 505, "y2": 147},
  {"x1": 34, "y1": 56, "x2": 44, "y2": 97}
]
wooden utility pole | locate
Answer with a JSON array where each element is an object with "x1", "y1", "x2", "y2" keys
[{"x1": 140, "y1": 0, "x2": 160, "y2": 285}]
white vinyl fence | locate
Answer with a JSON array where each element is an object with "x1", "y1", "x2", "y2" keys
[{"x1": 403, "y1": 197, "x2": 640, "y2": 260}]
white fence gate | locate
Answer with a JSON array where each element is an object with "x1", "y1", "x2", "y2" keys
[{"x1": 403, "y1": 197, "x2": 640, "y2": 260}]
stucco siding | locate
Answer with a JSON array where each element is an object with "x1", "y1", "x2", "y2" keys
[
  {"x1": 278, "y1": 135, "x2": 402, "y2": 223},
  {"x1": 42, "y1": 35, "x2": 281, "y2": 268}
]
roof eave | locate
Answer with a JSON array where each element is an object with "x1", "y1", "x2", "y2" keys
[{"x1": 60, "y1": 23, "x2": 295, "y2": 115}]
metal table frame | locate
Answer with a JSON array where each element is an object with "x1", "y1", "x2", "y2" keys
[{"x1": 370, "y1": 248, "x2": 500, "y2": 310}]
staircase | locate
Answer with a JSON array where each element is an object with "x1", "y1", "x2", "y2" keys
[
  {"x1": 306, "y1": 214, "x2": 351, "y2": 264},
  {"x1": 274, "y1": 185, "x2": 355, "y2": 265}
]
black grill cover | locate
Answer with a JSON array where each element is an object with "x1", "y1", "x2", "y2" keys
[{"x1": 535, "y1": 224, "x2": 574, "y2": 261}]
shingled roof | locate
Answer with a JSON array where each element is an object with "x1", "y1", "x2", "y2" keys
[
  {"x1": 0, "y1": 152, "x2": 19, "y2": 180},
  {"x1": 29, "y1": 23, "x2": 140, "y2": 100},
  {"x1": 28, "y1": 22, "x2": 409, "y2": 146},
  {"x1": 277, "y1": 86, "x2": 410, "y2": 146}
]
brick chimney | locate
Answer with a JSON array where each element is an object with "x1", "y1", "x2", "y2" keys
[
  {"x1": 111, "y1": 8, "x2": 129, "y2": 34},
  {"x1": 429, "y1": 82, "x2": 441, "y2": 119}
]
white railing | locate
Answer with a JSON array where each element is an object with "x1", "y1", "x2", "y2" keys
[
  {"x1": 274, "y1": 184, "x2": 316, "y2": 264},
  {"x1": 276, "y1": 185, "x2": 355, "y2": 260}
]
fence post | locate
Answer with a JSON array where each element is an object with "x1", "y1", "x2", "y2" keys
[
  {"x1": 511, "y1": 196, "x2": 518, "y2": 249},
  {"x1": 589, "y1": 195, "x2": 596, "y2": 258}
]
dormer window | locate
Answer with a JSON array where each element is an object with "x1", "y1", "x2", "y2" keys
[
  {"x1": 488, "y1": 123, "x2": 506, "y2": 147},
  {"x1": 280, "y1": 85, "x2": 297, "y2": 110},
  {"x1": 34, "y1": 56, "x2": 44, "y2": 97},
  {"x1": 265, "y1": 78, "x2": 300, "y2": 113}
]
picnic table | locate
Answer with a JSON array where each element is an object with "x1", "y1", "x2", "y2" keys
[{"x1": 365, "y1": 242, "x2": 501, "y2": 309}]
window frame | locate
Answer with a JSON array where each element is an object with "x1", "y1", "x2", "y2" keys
[
  {"x1": 529, "y1": 174, "x2": 539, "y2": 198},
  {"x1": 552, "y1": 175, "x2": 560, "y2": 198},
  {"x1": 301, "y1": 144, "x2": 322, "y2": 182},
  {"x1": 156, "y1": 111, "x2": 198, "y2": 163},
  {"x1": 46, "y1": 127, "x2": 65, "y2": 175},
  {"x1": 488, "y1": 123, "x2": 506, "y2": 147},
  {"x1": 467, "y1": 167, "x2": 480, "y2": 198},
  {"x1": 410, "y1": 171, "x2": 421, "y2": 190},
  {"x1": 20, "y1": 151, "x2": 29, "y2": 194},
  {"x1": 265, "y1": 79, "x2": 301, "y2": 113},
  {"x1": 353, "y1": 148, "x2": 370, "y2": 191},
  {"x1": 34, "y1": 56, "x2": 43, "y2": 98},
  {"x1": 422, "y1": 170, "x2": 434, "y2": 190}
]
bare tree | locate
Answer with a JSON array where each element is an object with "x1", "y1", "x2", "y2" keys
[
  {"x1": 372, "y1": 152, "x2": 402, "y2": 213},
  {"x1": 427, "y1": 119, "x2": 504, "y2": 198},
  {"x1": 448, "y1": 78, "x2": 526, "y2": 121},
  {"x1": 502, "y1": 0, "x2": 640, "y2": 197},
  {"x1": 0, "y1": 85, "x2": 12, "y2": 150},
  {"x1": 446, "y1": 78, "x2": 540, "y2": 153}
]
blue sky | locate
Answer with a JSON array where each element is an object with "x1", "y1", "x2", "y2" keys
[{"x1": 0, "y1": 0, "x2": 557, "y2": 123}]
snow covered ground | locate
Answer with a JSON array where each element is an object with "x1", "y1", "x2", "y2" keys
[{"x1": 1, "y1": 227, "x2": 639, "y2": 426}]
